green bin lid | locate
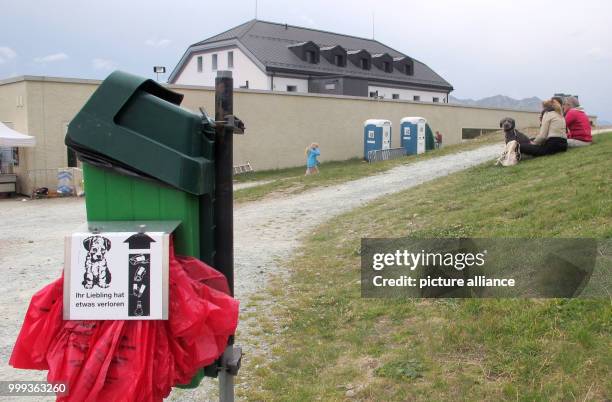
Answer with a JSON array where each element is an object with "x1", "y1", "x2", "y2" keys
[{"x1": 66, "y1": 70, "x2": 213, "y2": 196}]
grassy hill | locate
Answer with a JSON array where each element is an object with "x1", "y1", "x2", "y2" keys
[{"x1": 243, "y1": 133, "x2": 612, "y2": 401}]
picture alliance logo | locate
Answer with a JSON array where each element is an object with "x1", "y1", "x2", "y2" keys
[{"x1": 371, "y1": 249, "x2": 488, "y2": 271}]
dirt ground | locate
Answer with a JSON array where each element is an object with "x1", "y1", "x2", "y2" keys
[{"x1": 0, "y1": 143, "x2": 502, "y2": 401}]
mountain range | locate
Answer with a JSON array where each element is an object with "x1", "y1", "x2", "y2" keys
[
  {"x1": 449, "y1": 95, "x2": 611, "y2": 125},
  {"x1": 449, "y1": 95, "x2": 543, "y2": 112}
]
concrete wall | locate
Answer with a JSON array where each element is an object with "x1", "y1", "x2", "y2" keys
[
  {"x1": 2, "y1": 75, "x2": 597, "y2": 194},
  {"x1": 173, "y1": 84, "x2": 546, "y2": 170}
]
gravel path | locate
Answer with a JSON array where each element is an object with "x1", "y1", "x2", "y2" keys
[{"x1": 0, "y1": 143, "x2": 502, "y2": 401}]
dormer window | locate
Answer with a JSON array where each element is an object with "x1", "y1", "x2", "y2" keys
[
  {"x1": 288, "y1": 41, "x2": 320, "y2": 64},
  {"x1": 348, "y1": 49, "x2": 371, "y2": 70},
  {"x1": 306, "y1": 50, "x2": 316, "y2": 63},
  {"x1": 321, "y1": 45, "x2": 347, "y2": 67},
  {"x1": 394, "y1": 56, "x2": 414, "y2": 76},
  {"x1": 372, "y1": 53, "x2": 394, "y2": 73}
]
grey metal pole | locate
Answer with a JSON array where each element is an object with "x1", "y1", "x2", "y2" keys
[{"x1": 218, "y1": 345, "x2": 235, "y2": 402}]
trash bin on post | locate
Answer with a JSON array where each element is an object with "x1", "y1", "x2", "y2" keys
[
  {"x1": 364, "y1": 119, "x2": 392, "y2": 160},
  {"x1": 65, "y1": 71, "x2": 216, "y2": 264},
  {"x1": 65, "y1": 70, "x2": 218, "y2": 388}
]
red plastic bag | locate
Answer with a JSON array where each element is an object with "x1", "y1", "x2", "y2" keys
[
  {"x1": 10, "y1": 242, "x2": 239, "y2": 402},
  {"x1": 9, "y1": 278, "x2": 63, "y2": 370}
]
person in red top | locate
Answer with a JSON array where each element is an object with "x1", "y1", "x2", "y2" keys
[{"x1": 563, "y1": 97, "x2": 592, "y2": 147}]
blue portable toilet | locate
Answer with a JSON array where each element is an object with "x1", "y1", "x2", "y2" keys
[
  {"x1": 364, "y1": 119, "x2": 392, "y2": 160},
  {"x1": 400, "y1": 117, "x2": 427, "y2": 155}
]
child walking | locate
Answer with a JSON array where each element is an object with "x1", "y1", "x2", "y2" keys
[{"x1": 305, "y1": 143, "x2": 320, "y2": 175}]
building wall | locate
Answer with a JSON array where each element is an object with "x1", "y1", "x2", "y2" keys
[
  {"x1": 271, "y1": 76, "x2": 309, "y2": 93},
  {"x1": 172, "y1": 84, "x2": 545, "y2": 170},
  {"x1": 367, "y1": 85, "x2": 448, "y2": 102},
  {"x1": 174, "y1": 46, "x2": 269, "y2": 90},
  {"x1": 0, "y1": 80, "x2": 29, "y2": 193},
  {"x1": 2, "y1": 76, "x2": 595, "y2": 194},
  {"x1": 308, "y1": 77, "x2": 369, "y2": 97},
  {"x1": 0, "y1": 77, "x2": 99, "y2": 194}
]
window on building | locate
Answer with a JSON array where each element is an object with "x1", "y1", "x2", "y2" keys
[
  {"x1": 287, "y1": 85, "x2": 297, "y2": 92},
  {"x1": 433, "y1": 97, "x2": 440, "y2": 103},
  {"x1": 392, "y1": 94, "x2": 400, "y2": 100},
  {"x1": 383, "y1": 61, "x2": 392, "y2": 72},
  {"x1": 369, "y1": 91, "x2": 378, "y2": 98},
  {"x1": 405, "y1": 64, "x2": 414, "y2": 75},
  {"x1": 197, "y1": 56, "x2": 203, "y2": 72},
  {"x1": 325, "y1": 83, "x2": 336, "y2": 90},
  {"x1": 212, "y1": 54, "x2": 218, "y2": 70},
  {"x1": 334, "y1": 54, "x2": 345, "y2": 66},
  {"x1": 227, "y1": 51, "x2": 234, "y2": 69},
  {"x1": 306, "y1": 50, "x2": 316, "y2": 63},
  {"x1": 413, "y1": 95, "x2": 420, "y2": 101},
  {"x1": 361, "y1": 58, "x2": 370, "y2": 70}
]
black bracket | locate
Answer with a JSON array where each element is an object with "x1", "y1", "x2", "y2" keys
[
  {"x1": 202, "y1": 345, "x2": 243, "y2": 378},
  {"x1": 221, "y1": 345, "x2": 242, "y2": 376},
  {"x1": 216, "y1": 115, "x2": 245, "y2": 135},
  {"x1": 199, "y1": 107, "x2": 245, "y2": 134}
]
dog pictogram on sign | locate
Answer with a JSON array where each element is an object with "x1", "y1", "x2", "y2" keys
[{"x1": 64, "y1": 230, "x2": 169, "y2": 320}]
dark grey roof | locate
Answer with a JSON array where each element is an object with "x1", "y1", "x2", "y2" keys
[{"x1": 178, "y1": 19, "x2": 452, "y2": 90}]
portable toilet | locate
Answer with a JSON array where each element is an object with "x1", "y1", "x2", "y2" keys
[
  {"x1": 364, "y1": 119, "x2": 392, "y2": 160},
  {"x1": 400, "y1": 117, "x2": 435, "y2": 155},
  {"x1": 400, "y1": 117, "x2": 426, "y2": 155}
]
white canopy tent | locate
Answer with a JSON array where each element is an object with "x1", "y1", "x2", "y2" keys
[{"x1": 0, "y1": 122, "x2": 36, "y2": 147}]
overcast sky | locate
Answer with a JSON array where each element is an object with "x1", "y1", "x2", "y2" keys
[{"x1": 1, "y1": 0, "x2": 610, "y2": 120}]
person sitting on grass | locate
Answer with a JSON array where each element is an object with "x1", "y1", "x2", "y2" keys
[
  {"x1": 521, "y1": 99, "x2": 567, "y2": 157},
  {"x1": 305, "y1": 143, "x2": 320, "y2": 175},
  {"x1": 563, "y1": 96, "x2": 592, "y2": 147}
]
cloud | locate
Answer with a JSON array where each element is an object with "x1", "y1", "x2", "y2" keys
[
  {"x1": 145, "y1": 38, "x2": 171, "y2": 48},
  {"x1": 0, "y1": 46, "x2": 17, "y2": 64},
  {"x1": 33, "y1": 52, "x2": 68, "y2": 63},
  {"x1": 92, "y1": 58, "x2": 118, "y2": 70},
  {"x1": 299, "y1": 15, "x2": 316, "y2": 26},
  {"x1": 585, "y1": 47, "x2": 609, "y2": 61}
]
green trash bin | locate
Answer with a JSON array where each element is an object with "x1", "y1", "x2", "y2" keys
[{"x1": 65, "y1": 70, "x2": 217, "y2": 386}]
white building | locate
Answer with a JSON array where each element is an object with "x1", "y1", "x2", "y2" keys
[{"x1": 169, "y1": 20, "x2": 453, "y2": 102}]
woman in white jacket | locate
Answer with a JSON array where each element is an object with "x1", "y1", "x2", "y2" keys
[{"x1": 521, "y1": 99, "x2": 568, "y2": 157}]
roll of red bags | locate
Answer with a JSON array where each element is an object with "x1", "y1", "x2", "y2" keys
[{"x1": 10, "y1": 241, "x2": 239, "y2": 402}]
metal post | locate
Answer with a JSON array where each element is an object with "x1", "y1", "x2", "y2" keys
[
  {"x1": 214, "y1": 70, "x2": 234, "y2": 295},
  {"x1": 218, "y1": 345, "x2": 235, "y2": 402},
  {"x1": 215, "y1": 70, "x2": 235, "y2": 402}
]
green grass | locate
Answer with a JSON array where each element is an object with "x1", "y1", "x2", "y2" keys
[
  {"x1": 243, "y1": 133, "x2": 612, "y2": 401},
  {"x1": 233, "y1": 132, "x2": 503, "y2": 203}
]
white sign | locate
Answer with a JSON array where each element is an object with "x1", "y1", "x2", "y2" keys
[{"x1": 63, "y1": 231, "x2": 169, "y2": 320}]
